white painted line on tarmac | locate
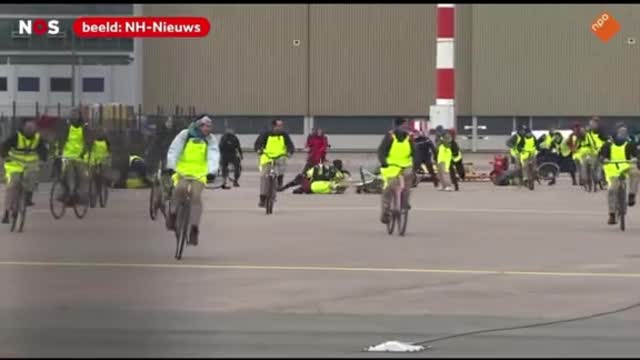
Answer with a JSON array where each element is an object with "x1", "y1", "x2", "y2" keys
[{"x1": 0, "y1": 261, "x2": 638, "y2": 278}]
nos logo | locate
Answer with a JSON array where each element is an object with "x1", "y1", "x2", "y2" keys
[{"x1": 18, "y1": 19, "x2": 60, "y2": 35}]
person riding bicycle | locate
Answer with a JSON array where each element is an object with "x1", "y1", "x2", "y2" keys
[
  {"x1": 55, "y1": 113, "x2": 91, "y2": 205},
  {"x1": 378, "y1": 117, "x2": 417, "y2": 224},
  {"x1": 84, "y1": 129, "x2": 111, "y2": 184},
  {"x1": 585, "y1": 116, "x2": 608, "y2": 187},
  {"x1": 515, "y1": 126, "x2": 538, "y2": 187},
  {"x1": 536, "y1": 129, "x2": 564, "y2": 185},
  {"x1": 1, "y1": 119, "x2": 48, "y2": 223},
  {"x1": 164, "y1": 115, "x2": 220, "y2": 246},
  {"x1": 254, "y1": 119, "x2": 295, "y2": 207},
  {"x1": 600, "y1": 125, "x2": 640, "y2": 225}
]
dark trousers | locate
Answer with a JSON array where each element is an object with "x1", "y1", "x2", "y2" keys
[
  {"x1": 416, "y1": 160, "x2": 438, "y2": 186},
  {"x1": 221, "y1": 156, "x2": 241, "y2": 182},
  {"x1": 451, "y1": 160, "x2": 465, "y2": 181}
]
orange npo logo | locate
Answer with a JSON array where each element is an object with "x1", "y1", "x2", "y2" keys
[{"x1": 591, "y1": 12, "x2": 620, "y2": 43}]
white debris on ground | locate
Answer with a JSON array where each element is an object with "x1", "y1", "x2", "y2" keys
[{"x1": 364, "y1": 340, "x2": 428, "y2": 352}]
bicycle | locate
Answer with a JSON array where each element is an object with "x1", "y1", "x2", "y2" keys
[
  {"x1": 7, "y1": 168, "x2": 37, "y2": 233},
  {"x1": 261, "y1": 155, "x2": 284, "y2": 215},
  {"x1": 604, "y1": 159, "x2": 637, "y2": 232},
  {"x1": 149, "y1": 161, "x2": 173, "y2": 222},
  {"x1": 384, "y1": 165, "x2": 411, "y2": 237},
  {"x1": 170, "y1": 173, "x2": 223, "y2": 260},
  {"x1": 88, "y1": 158, "x2": 110, "y2": 209},
  {"x1": 49, "y1": 157, "x2": 89, "y2": 220}
]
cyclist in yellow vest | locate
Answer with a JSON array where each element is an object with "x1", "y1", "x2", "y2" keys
[
  {"x1": 586, "y1": 116, "x2": 607, "y2": 187},
  {"x1": 600, "y1": 125, "x2": 640, "y2": 225},
  {"x1": 0, "y1": 119, "x2": 48, "y2": 223},
  {"x1": 377, "y1": 118, "x2": 417, "y2": 224},
  {"x1": 254, "y1": 119, "x2": 295, "y2": 207},
  {"x1": 55, "y1": 115, "x2": 91, "y2": 205},
  {"x1": 435, "y1": 131, "x2": 454, "y2": 192},
  {"x1": 164, "y1": 115, "x2": 220, "y2": 246},
  {"x1": 506, "y1": 126, "x2": 526, "y2": 173},
  {"x1": 515, "y1": 126, "x2": 539, "y2": 187}
]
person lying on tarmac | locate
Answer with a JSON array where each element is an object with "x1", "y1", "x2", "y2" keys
[
  {"x1": 600, "y1": 124, "x2": 640, "y2": 225},
  {"x1": 280, "y1": 159, "x2": 351, "y2": 194},
  {"x1": 113, "y1": 154, "x2": 153, "y2": 189}
]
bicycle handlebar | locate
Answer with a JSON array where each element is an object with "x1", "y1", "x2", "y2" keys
[{"x1": 175, "y1": 173, "x2": 222, "y2": 190}]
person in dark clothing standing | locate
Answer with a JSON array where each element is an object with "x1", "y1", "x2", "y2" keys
[
  {"x1": 219, "y1": 127, "x2": 243, "y2": 188},
  {"x1": 413, "y1": 129, "x2": 439, "y2": 188}
]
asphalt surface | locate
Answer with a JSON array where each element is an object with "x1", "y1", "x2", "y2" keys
[{"x1": 1, "y1": 152, "x2": 640, "y2": 357}]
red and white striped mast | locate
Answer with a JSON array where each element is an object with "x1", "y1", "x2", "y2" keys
[{"x1": 430, "y1": 3, "x2": 456, "y2": 131}]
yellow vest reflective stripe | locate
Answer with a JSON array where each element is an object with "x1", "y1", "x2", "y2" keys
[
  {"x1": 175, "y1": 137, "x2": 208, "y2": 182},
  {"x1": 8, "y1": 132, "x2": 40, "y2": 164},
  {"x1": 63, "y1": 125, "x2": 84, "y2": 160},
  {"x1": 437, "y1": 144, "x2": 452, "y2": 164},
  {"x1": 90, "y1": 140, "x2": 109, "y2": 163},
  {"x1": 385, "y1": 133, "x2": 412, "y2": 168}
]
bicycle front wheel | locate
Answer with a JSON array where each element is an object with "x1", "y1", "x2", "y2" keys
[
  {"x1": 149, "y1": 183, "x2": 160, "y2": 221},
  {"x1": 175, "y1": 202, "x2": 190, "y2": 260},
  {"x1": 88, "y1": 175, "x2": 97, "y2": 208},
  {"x1": 49, "y1": 179, "x2": 67, "y2": 220},
  {"x1": 10, "y1": 187, "x2": 23, "y2": 233},
  {"x1": 265, "y1": 175, "x2": 275, "y2": 215},
  {"x1": 398, "y1": 191, "x2": 409, "y2": 236},
  {"x1": 73, "y1": 193, "x2": 89, "y2": 219},
  {"x1": 618, "y1": 184, "x2": 627, "y2": 232}
]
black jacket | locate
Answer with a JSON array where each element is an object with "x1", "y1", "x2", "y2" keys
[
  {"x1": 254, "y1": 130, "x2": 295, "y2": 155},
  {"x1": 220, "y1": 133, "x2": 243, "y2": 158},
  {"x1": 377, "y1": 128, "x2": 415, "y2": 166},
  {"x1": 1, "y1": 131, "x2": 49, "y2": 161},
  {"x1": 413, "y1": 134, "x2": 436, "y2": 164}
]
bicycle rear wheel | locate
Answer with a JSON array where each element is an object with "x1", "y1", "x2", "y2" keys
[
  {"x1": 49, "y1": 179, "x2": 67, "y2": 220},
  {"x1": 398, "y1": 191, "x2": 409, "y2": 236},
  {"x1": 149, "y1": 182, "x2": 160, "y2": 221},
  {"x1": 10, "y1": 186, "x2": 22, "y2": 233},
  {"x1": 88, "y1": 175, "x2": 98, "y2": 208},
  {"x1": 585, "y1": 163, "x2": 593, "y2": 192},
  {"x1": 527, "y1": 162, "x2": 535, "y2": 191},
  {"x1": 99, "y1": 176, "x2": 109, "y2": 208},
  {"x1": 386, "y1": 190, "x2": 397, "y2": 235}
]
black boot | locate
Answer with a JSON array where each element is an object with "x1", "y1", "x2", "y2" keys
[
  {"x1": 233, "y1": 179, "x2": 240, "y2": 187},
  {"x1": 25, "y1": 192, "x2": 35, "y2": 207},
  {"x1": 629, "y1": 194, "x2": 636, "y2": 207},
  {"x1": 548, "y1": 178, "x2": 556, "y2": 186},
  {"x1": 188, "y1": 226, "x2": 199, "y2": 246},
  {"x1": 380, "y1": 211, "x2": 390, "y2": 224},
  {"x1": 1, "y1": 210, "x2": 9, "y2": 224},
  {"x1": 608, "y1": 213, "x2": 617, "y2": 225},
  {"x1": 258, "y1": 195, "x2": 266, "y2": 208}
]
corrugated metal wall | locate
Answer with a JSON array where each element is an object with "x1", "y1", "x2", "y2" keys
[
  {"x1": 143, "y1": 4, "x2": 640, "y2": 117},
  {"x1": 309, "y1": 4, "x2": 435, "y2": 116},
  {"x1": 471, "y1": 4, "x2": 640, "y2": 116},
  {"x1": 143, "y1": 5, "x2": 308, "y2": 115}
]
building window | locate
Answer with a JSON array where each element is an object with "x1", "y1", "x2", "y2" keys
[
  {"x1": 82, "y1": 77, "x2": 104, "y2": 92},
  {"x1": 0, "y1": 77, "x2": 6, "y2": 91},
  {"x1": 18, "y1": 77, "x2": 39, "y2": 92},
  {"x1": 50, "y1": 77, "x2": 71, "y2": 92}
]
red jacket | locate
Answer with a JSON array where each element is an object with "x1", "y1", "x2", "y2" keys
[{"x1": 306, "y1": 134, "x2": 330, "y2": 164}]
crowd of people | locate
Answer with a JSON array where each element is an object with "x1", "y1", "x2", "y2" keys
[{"x1": 3, "y1": 112, "x2": 637, "y2": 236}]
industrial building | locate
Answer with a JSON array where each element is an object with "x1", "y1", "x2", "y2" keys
[
  {"x1": 142, "y1": 4, "x2": 640, "y2": 150},
  {"x1": 0, "y1": 4, "x2": 140, "y2": 121}
]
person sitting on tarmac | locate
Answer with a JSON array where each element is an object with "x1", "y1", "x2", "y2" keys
[
  {"x1": 536, "y1": 128, "x2": 564, "y2": 186},
  {"x1": 280, "y1": 159, "x2": 351, "y2": 194},
  {"x1": 113, "y1": 154, "x2": 153, "y2": 189}
]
